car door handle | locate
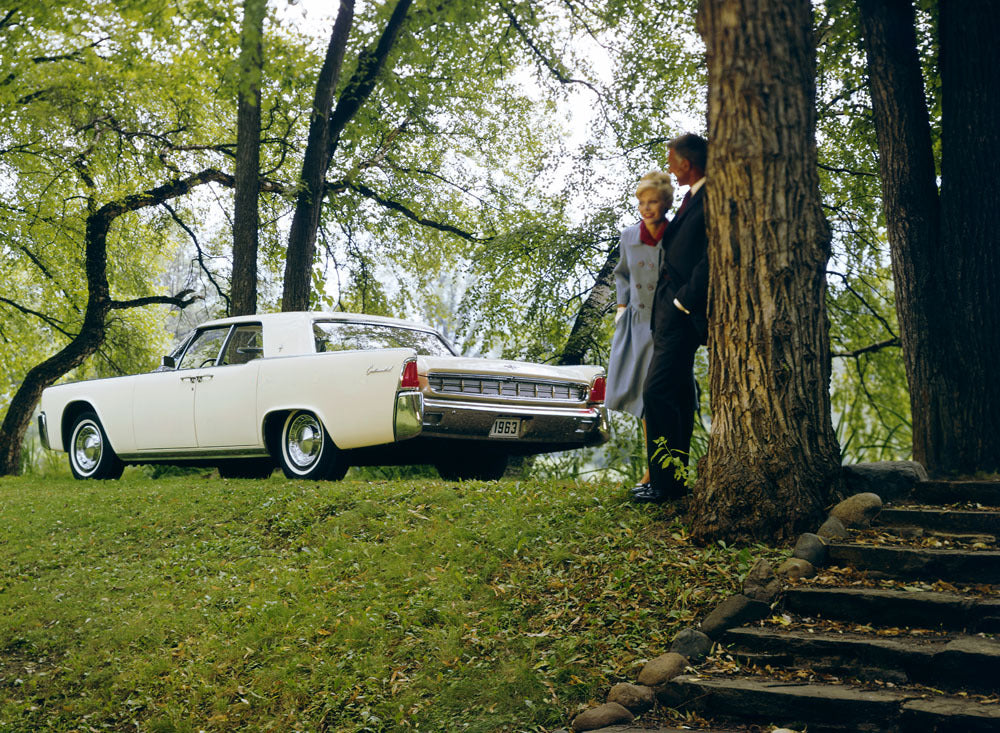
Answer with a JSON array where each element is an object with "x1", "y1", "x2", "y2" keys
[
  {"x1": 180, "y1": 375, "x2": 198, "y2": 383},
  {"x1": 198, "y1": 374, "x2": 213, "y2": 382}
]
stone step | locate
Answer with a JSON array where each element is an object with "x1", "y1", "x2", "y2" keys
[
  {"x1": 782, "y1": 587, "x2": 1000, "y2": 632},
  {"x1": 877, "y1": 507, "x2": 1000, "y2": 536},
  {"x1": 826, "y1": 542, "x2": 1000, "y2": 583},
  {"x1": 907, "y1": 479, "x2": 1000, "y2": 507},
  {"x1": 872, "y1": 524, "x2": 997, "y2": 546},
  {"x1": 722, "y1": 627, "x2": 1000, "y2": 694},
  {"x1": 657, "y1": 674, "x2": 1000, "y2": 733}
]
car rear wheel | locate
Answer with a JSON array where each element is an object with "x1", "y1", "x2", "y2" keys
[
  {"x1": 278, "y1": 410, "x2": 348, "y2": 480},
  {"x1": 68, "y1": 412, "x2": 125, "y2": 480},
  {"x1": 435, "y1": 450, "x2": 508, "y2": 481}
]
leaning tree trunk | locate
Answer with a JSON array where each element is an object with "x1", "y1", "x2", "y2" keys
[
  {"x1": 281, "y1": 0, "x2": 411, "y2": 313},
  {"x1": 280, "y1": 0, "x2": 355, "y2": 313},
  {"x1": 931, "y1": 0, "x2": 1000, "y2": 475},
  {"x1": 690, "y1": 0, "x2": 842, "y2": 543},
  {"x1": 557, "y1": 245, "x2": 618, "y2": 365},
  {"x1": 0, "y1": 171, "x2": 217, "y2": 475}
]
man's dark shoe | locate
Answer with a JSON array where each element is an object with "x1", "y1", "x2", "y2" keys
[{"x1": 631, "y1": 483, "x2": 665, "y2": 503}]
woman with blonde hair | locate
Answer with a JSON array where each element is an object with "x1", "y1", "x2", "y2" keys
[{"x1": 605, "y1": 171, "x2": 673, "y2": 491}]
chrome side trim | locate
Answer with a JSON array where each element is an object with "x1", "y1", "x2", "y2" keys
[
  {"x1": 37, "y1": 412, "x2": 50, "y2": 450},
  {"x1": 116, "y1": 447, "x2": 270, "y2": 461},
  {"x1": 394, "y1": 391, "x2": 424, "y2": 441}
]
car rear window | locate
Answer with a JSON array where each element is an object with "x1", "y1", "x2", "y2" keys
[{"x1": 313, "y1": 321, "x2": 455, "y2": 356}]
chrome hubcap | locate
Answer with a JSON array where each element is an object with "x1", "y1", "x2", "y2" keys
[
  {"x1": 73, "y1": 423, "x2": 102, "y2": 472},
  {"x1": 286, "y1": 413, "x2": 322, "y2": 468}
]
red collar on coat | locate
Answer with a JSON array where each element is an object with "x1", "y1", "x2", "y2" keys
[{"x1": 639, "y1": 220, "x2": 666, "y2": 246}]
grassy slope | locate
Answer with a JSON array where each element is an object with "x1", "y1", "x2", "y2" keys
[{"x1": 0, "y1": 474, "x2": 783, "y2": 732}]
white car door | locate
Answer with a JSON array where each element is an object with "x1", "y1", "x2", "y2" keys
[
  {"x1": 132, "y1": 326, "x2": 230, "y2": 451},
  {"x1": 131, "y1": 370, "x2": 199, "y2": 450},
  {"x1": 194, "y1": 324, "x2": 263, "y2": 448}
]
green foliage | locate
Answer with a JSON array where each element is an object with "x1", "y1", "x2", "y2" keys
[
  {"x1": 0, "y1": 473, "x2": 786, "y2": 732},
  {"x1": 815, "y1": 0, "x2": 919, "y2": 462}
]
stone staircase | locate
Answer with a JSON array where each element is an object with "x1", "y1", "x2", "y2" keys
[{"x1": 657, "y1": 478, "x2": 1000, "y2": 732}]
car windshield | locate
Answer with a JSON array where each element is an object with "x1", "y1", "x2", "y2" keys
[{"x1": 313, "y1": 320, "x2": 456, "y2": 356}]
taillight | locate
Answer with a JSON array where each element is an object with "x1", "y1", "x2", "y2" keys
[
  {"x1": 588, "y1": 376, "x2": 606, "y2": 403},
  {"x1": 400, "y1": 359, "x2": 419, "y2": 389}
]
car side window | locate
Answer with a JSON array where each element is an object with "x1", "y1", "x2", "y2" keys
[
  {"x1": 177, "y1": 327, "x2": 230, "y2": 369},
  {"x1": 219, "y1": 325, "x2": 263, "y2": 366}
]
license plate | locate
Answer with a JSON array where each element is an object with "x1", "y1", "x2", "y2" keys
[{"x1": 489, "y1": 417, "x2": 521, "y2": 438}]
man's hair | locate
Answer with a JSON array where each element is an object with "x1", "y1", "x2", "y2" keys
[{"x1": 668, "y1": 133, "x2": 708, "y2": 172}]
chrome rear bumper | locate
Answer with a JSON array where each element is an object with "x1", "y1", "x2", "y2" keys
[{"x1": 420, "y1": 397, "x2": 609, "y2": 446}]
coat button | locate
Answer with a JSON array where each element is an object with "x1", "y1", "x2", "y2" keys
[
  {"x1": 648, "y1": 284, "x2": 654, "y2": 291},
  {"x1": 639, "y1": 303, "x2": 646, "y2": 309},
  {"x1": 638, "y1": 261, "x2": 645, "y2": 267},
  {"x1": 636, "y1": 284, "x2": 642, "y2": 290}
]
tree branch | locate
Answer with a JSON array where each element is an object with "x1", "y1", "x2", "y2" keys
[
  {"x1": 110, "y1": 289, "x2": 198, "y2": 310},
  {"x1": 347, "y1": 182, "x2": 485, "y2": 241},
  {"x1": 818, "y1": 162, "x2": 877, "y2": 177},
  {"x1": 832, "y1": 337, "x2": 900, "y2": 359},
  {"x1": 0, "y1": 296, "x2": 73, "y2": 337},
  {"x1": 327, "y1": 0, "x2": 413, "y2": 159},
  {"x1": 500, "y1": 2, "x2": 601, "y2": 95},
  {"x1": 161, "y1": 202, "x2": 231, "y2": 314},
  {"x1": 827, "y1": 269, "x2": 899, "y2": 339}
]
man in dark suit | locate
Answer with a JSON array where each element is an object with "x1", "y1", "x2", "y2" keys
[{"x1": 633, "y1": 133, "x2": 708, "y2": 503}]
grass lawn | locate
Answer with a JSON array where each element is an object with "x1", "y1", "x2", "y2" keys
[{"x1": 0, "y1": 472, "x2": 784, "y2": 732}]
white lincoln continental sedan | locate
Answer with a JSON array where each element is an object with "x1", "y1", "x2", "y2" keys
[{"x1": 39, "y1": 312, "x2": 609, "y2": 481}]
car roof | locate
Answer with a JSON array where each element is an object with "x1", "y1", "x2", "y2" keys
[{"x1": 198, "y1": 311, "x2": 441, "y2": 333}]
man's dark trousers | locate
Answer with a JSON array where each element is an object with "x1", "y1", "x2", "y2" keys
[
  {"x1": 643, "y1": 306, "x2": 700, "y2": 498},
  {"x1": 642, "y1": 183, "x2": 707, "y2": 500}
]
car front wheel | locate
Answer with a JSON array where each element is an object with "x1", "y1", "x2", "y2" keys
[
  {"x1": 278, "y1": 410, "x2": 348, "y2": 480},
  {"x1": 68, "y1": 412, "x2": 125, "y2": 480}
]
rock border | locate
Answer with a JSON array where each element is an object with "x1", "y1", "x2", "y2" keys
[{"x1": 568, "y1": 460, "x2": 927, "y2": 732}]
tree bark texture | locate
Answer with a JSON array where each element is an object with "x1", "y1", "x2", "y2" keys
[
  {"x1": 859, "y1": 0, "x2": 1000, "y2": 476},
  {"x1": 0, "y1": 172, "x2": 220, "y2": 475},
  {"x1": 557, "y1": 245, "x2": 618, "y2": 366},
  {"x1": 691, "y1": 0, "x2": 842, "y2": 542},
  {"x1": 280, "y1": 0, "x2": 355, "y2": 313},
  {"x1": 934, "y1": 0, "x2": 1000, "y2": 475},
  {"x1": 231, "y1": 0, "x2": 267, "y2": 317}
]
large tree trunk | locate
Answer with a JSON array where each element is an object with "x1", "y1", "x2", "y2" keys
[
  {"x1": 932, "y1": 0, "x2": 1000, "y2": 475},
  {"x1": 690, "y1": 0, "x2": 842, "y2": 543},
  {"x1": 859, "y1": 0, "x2": 1000, "y2": 476},
  {"x1": 230, "y1": 0, "x2": 267, "y2": 317},
  {"x1": 280, "y1": 0, "x2": 355, "y2": 313}
]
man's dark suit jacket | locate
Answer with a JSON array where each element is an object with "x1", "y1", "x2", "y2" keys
[{"x1": 651, "y1": 185, "x2": 708, "y2": 342}]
